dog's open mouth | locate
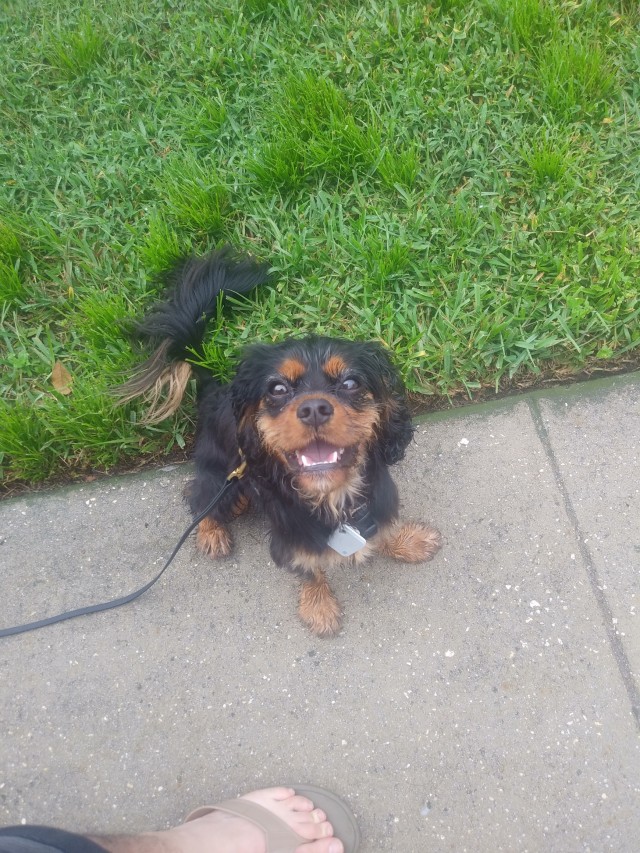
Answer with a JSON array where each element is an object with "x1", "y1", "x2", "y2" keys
[{"x1": 287, "y1": 440, "x2": 355, "y2": 472}]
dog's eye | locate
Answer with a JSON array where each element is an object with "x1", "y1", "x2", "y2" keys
[
  {"x1": 340, "y1": 377, "x2": 360, "y2": 392},
  {"x1": 267, "y1": 380, "x2": 289, "y2": 398}
]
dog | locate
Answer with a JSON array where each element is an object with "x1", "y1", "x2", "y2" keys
[{"x1": 118, "y1": 247, "x2": 441, "y2": 636}]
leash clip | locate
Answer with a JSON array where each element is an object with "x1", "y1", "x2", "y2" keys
[{"x1": 226, "y1": 455, "x2": 247, "y2": 482}]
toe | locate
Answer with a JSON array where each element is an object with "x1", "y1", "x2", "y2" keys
[
  {"x1": 293, "y1": 819, "x2": 334, "y2": 841},
  {"x1": 287, "y1": 794, "x2": 316, "y2": 812},
  {"x1": 295, "y1": 838, "x2": 344, "y2": 853},
  {"x1": 264, "y1": 786, "x2": 297, "y2": 801}
]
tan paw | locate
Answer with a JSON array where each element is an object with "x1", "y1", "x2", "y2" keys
[
  {"x1": 298, "y1": 575, "x2": 342, "y2": 637},
  {"x1": 378, "y1": 521, "x2": 442, "y2": 563},
  {"x1": 230, "y1": 492, "x2": 251, "y2": 518},
  {"x1": 196, "y1": 517, "x2": 233, "y2": 558}
]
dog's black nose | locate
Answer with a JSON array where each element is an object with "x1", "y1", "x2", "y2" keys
[{"x1": 297, "y1": 398, "x2": 334, "y2": 427}]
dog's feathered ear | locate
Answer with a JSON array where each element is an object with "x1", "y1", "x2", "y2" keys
[
  {"x1": 378, "y1": 392, "x2": 415, "y2": 465},
  {"x1": 230, "y1": 389, "x2": 262, "y2": 462},
  {"x1": 234, "y1": 405, "x2": 262, "y2": 461},
  {"x1": 229, "y1": 348, "x2": 271, "y2": 462},
  {"x1": 362, "y1": 343, "x2": 414, "y2": 466}
]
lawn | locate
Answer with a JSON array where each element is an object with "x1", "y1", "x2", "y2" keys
[{"x1": 1, "y1": 0, "x2": 639, "y2": 487}]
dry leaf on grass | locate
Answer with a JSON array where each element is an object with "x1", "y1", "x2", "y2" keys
[{"x1": 51, "y1": 361, "x2": 73, "y2": 395}]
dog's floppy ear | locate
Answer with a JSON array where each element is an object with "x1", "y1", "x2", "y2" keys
[
  {"x1": 229, "y1": 346, "x2": 272, "y2": 462},
  {"x1": 230, "y1": 387, "x2": 262, "y2": 462},
  {"x1": 362, "y1": 343, "x2": 414, "y2": 466},
  {"x1": 235, "y1": 405, "x2": 262, "y2": 462},
  {"x1": 378, "y1": 392, "x2": 415, "y2": 465}
]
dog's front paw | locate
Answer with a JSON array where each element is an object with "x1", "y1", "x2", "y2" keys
[
  {"x1": 298, "y1": 574, "x2": 342, "y2": 637},
  {"x1": 196, "y1": 517, "x2": 233, "y2": 558},
  {"x1": 378, "y1": 521, "x2": 442, "y2": 563}
]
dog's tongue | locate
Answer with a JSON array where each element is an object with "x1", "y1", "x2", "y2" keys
[{"x1": 299, "y1": 439, "x2": 338, "y2": 466}]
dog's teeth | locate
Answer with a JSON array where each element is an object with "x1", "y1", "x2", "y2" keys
[
  {"x1": 300, "y1": 454, "x2": 322, "y2": 468},
  {"x1": 295, "y1": 450, "x2": 340, "y2": 468},
  {"x1": 338, "y1": 448, "x2": 344, "y2": 458}
]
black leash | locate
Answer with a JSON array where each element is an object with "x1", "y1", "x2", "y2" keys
[{"x1": 0, "y1": 461, "x2": 247, "y2": 639}]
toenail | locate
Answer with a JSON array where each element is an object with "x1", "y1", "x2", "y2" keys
[{"x1": 328, "y1": 841, "x2": 342, "y2": 853}]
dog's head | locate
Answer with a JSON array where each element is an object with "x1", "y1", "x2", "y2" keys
[{"x1": 231, "y1": 337, "x2": 413, "y2": 502}]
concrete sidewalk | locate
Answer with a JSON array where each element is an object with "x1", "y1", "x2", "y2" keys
[{"x1": 1, "y1": 373, "x2": 638, "y2": 852}]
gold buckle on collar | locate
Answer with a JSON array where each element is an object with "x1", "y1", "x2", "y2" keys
[{"x1": 226, "y1": 453, "x2": 247, "y2": 482}]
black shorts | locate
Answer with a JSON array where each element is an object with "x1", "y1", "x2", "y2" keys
[{"x1": 0, "y1": 826, "x2": 107, "y2": 853}]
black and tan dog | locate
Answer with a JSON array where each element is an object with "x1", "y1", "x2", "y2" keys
[{"x1": 118, "y1": 247, "x2": 441, "y2": 636}]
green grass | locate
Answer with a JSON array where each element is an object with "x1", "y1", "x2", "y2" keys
[
  {"x1": 1, "y1": 0, "x2": 639, "y2": 486},
  {"x1": 42, "y1": 13, "x2": 107, "y2": 79}
]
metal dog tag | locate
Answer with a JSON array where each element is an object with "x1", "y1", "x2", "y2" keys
[{"x1": 327, "y1": 523, "x2": 367, "y2": 557}]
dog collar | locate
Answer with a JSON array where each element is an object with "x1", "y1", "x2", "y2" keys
[{"x1": 348, "y1": 503, "x2": 378, "y2": 539}]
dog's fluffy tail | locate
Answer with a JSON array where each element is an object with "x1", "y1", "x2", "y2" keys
[{"x1": 115, "y1": 246, "x2": 270, "y2": 423}]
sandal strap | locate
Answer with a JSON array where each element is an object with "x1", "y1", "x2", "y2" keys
[{"x1": 185, "y1": 799, "x2": 307, "y2": 853}]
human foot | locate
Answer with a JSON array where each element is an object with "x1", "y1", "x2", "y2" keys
[
  {"x1": 178, "y1": 787, "x2": 344, "y2": 853},
  {"x1": 92, "y1": 787, "x2": 346, "y2": 853}
]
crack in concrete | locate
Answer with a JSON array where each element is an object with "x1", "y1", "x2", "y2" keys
[{"x1": 528, "y1": 396, "x2": 640, "y2": 729}]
